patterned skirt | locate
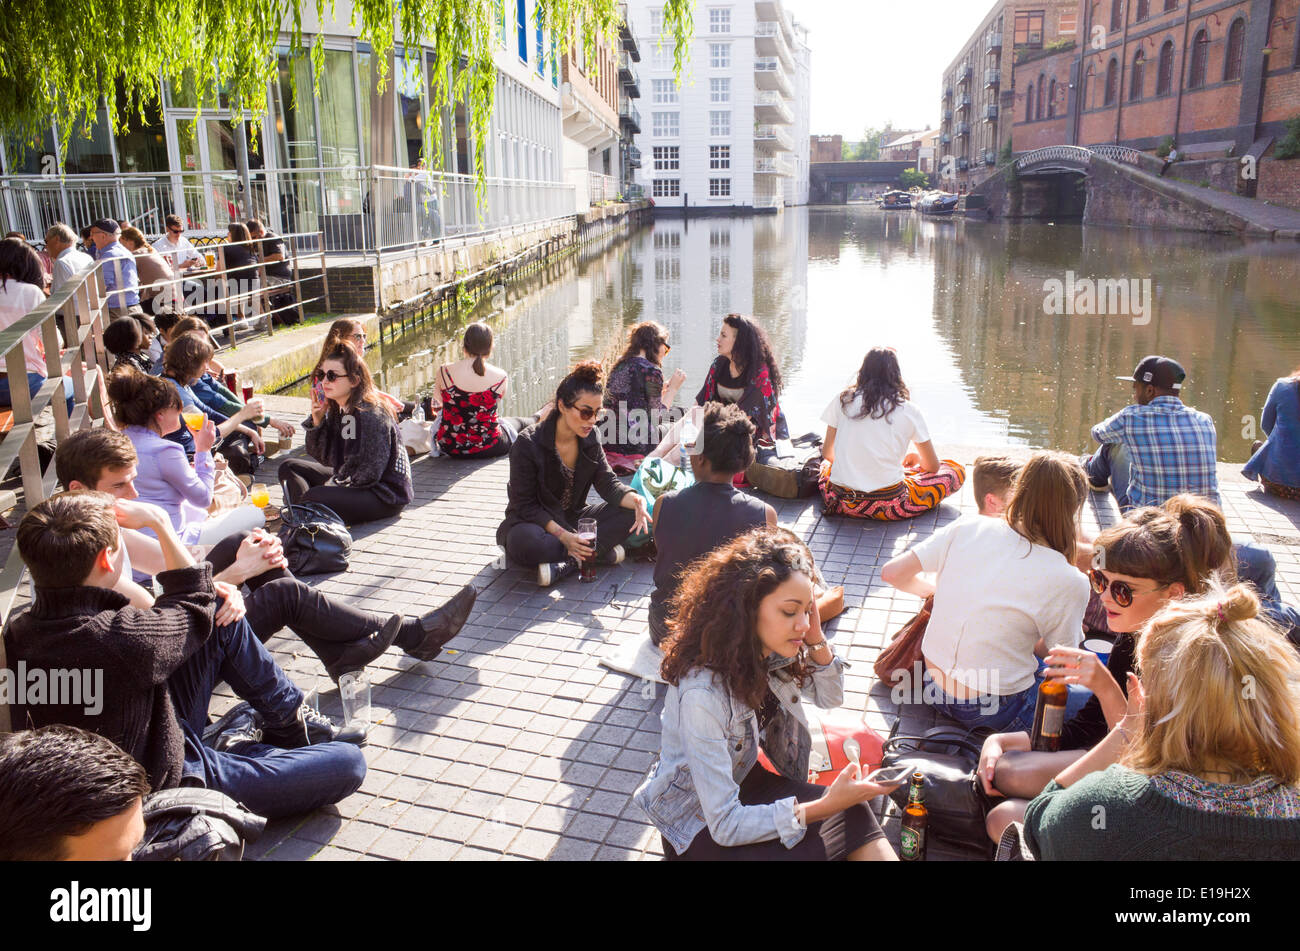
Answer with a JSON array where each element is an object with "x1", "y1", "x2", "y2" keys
[
  {"x1": 1260, "y1": 476, "x2": 1300, "y2": 501},
  {"x1": 820, "y1": 460, "x2": 966, "y2": 521}
]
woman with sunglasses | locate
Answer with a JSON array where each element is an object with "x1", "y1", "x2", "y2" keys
[
  {"x1": 496, "y1": 361, "x2": 649, "y2": 586},
  {"x1": 603, "y1": 321, "x2": 688, "y2": 457},
  {"x1": 436, "y1": 322, "x2": 543, "y2": 459},
  {"x1": 696, "y1": 314, "x2": 787, "y2": 445},
  {"x1": 317, "y1": 318, "x2": 412, "y2": 420},
  {"x1": 819, "y1": 347, "x2": 965, "y2": 520},
  {"x1": 881, "y1": 451, "x2": 1091, "y2": 733},
  {"x1": 277, "y1": 345, "x2": 413, "y2": 526},
  {"x1": 979, "y1": 495, "x2": 1236, "y2": 844}
]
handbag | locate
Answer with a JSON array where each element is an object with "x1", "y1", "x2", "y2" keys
[
  {"x1": 880, "y1": 724, "x2": 994, "y2": 852},
  {"x1": 277, "y1": 498, "x2": 352, "y2": 575},
  {"x1": 207, "y1": 455, "x2": 249, "y2": 516},
  {"x1": 133, "y1": 788, "x2": 266, "y2": 862},
  {"x1": 873, "y1": 595, "x2": 933, "y2": 685},
  {"x1": 398, "y1": 418, "x2": 434, "y2": 455},
  {"x1": 746, "y1": 445, "x2": 823, "y2": 499},
  {"x1": 626, "y1": 456, "x2": 693, "y2": 549}
]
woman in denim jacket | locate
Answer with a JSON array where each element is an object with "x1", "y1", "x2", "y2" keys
[{"x1": 634, "y1": 528, "x2": 898, "y2": 860}]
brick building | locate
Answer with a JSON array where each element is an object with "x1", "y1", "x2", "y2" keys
[
  {"x1": 879, "y1": 129, "x2": 926, "y2": 162},
  {"x1": 939, "y1": 0, "x2": 1082, "y2": 192},
  {"x1": 810, "y1": 134, "x2": 843, "y2": 163},
  {"x1": 1010, "y1": 0, "x2": 1300, "y2": 202}
]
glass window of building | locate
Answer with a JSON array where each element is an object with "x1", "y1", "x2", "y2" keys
[
  {"x1": 275, "y1": 51, "x2": 320, "y2": 167},
  {"x1": 3, "y1": 127, "x2": 58, "y2": 175},
  {"x1": 167, "y1": 67, "x2": 219, "y2": 110},
  {"x1": 709, "y1": 43, "x2": 731, "y2": 68},
  {"x1": 1013, "y1": 11, "x2": 1044, "y2": 48},
  {"x1": 395, "y1": 52, "x2": 425, "y2": 166},
  {"x1": 710, "y1": 144, "x2": 730, "y2": 168},
  {"x1": 652, "y1": 178, "x2": 680, "y2": 197},
  {"x1": 708, "y1": 178, "x2": 730, "y2": 198},
  {"x1": 653, "y1": 79, "x2": 679, "y2": 103},
  {"x1": 653, "y1": 44, "x2": 673, "y2": 70},
  {"x1": 709, "y1": 110, "x2": 730, "y2": 136},
  {"x1": 113, "y1": 84, "x2": 169, "y2": 173},
  {"x1": 653, "y1": 111, "x2": 679, "y2": 136},
  {"x1": 709, "y1": 8, "x2": 731, "y2": 33},
  {"x1": 710, "y1": 78, "x2": 730, "y2": 103},
  {"x1": 516, "y1": 0, "x2": 528, "y2": 62},
  {"x1": 653, "y1": 145, "x2": 679, "y2": 169},
  {"x1": 649, "y1": 8, "x2": 663, "y2": 37},
  {"x1": 318, "y1": 48, "x2": 362, "y2": 167},
  {"x1": 63, "y1": 101, "x2": 115, "y2": 174}
]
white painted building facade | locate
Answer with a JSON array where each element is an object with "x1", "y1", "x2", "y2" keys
[{"x1": 624, "y1": 0, "x2": 809, "y2": 214}]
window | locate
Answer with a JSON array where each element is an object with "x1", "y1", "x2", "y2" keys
[
  {"x1": 710, "y1": 144, "x2": 730, "y2": 169},
  {"x1": 1013, "y1": 11, "x2": 1044, "y2": 48},
  {"x1": 1109, "y1": 0, "x2": 1122, "y2": 32},
  {"x1": 709, "y1": 110, "x2": 731, "y2": 136},
  {"x1": 710, "y1": 78, "x2": 731, "y2": 103},
  {"x1": 1187, "y1": 29, "x2": 1208, "y2": 88},
  {"x1": 1026, "y1": 82, "x2": 1035, "y2": 121},
  {"x1": 1164, "y1": 0, "x2": 1178, "y2": 10},
  {"x1": 1104, "y1": 57, "x2": 1119, "y2": 104},
  {"x1": 653, "y1": 111, "x2": 680, "y2": 136},
  {"x1": 1224, "y1": 19, "x2": 1245, "y2": 82},
  {"x1": 649, "y1": 8, "x2": 663, "y2": 36},
  {"x1": 536, "y1": 25, "x2": 545, "y2": 76},
  {"x1": 708, "y1": 178, "x2": 731, "y2": 198},
  {"x1": 1156, "y1": 40, "x2": 1175, "y2": 95},
  {"x1": 710, "y1": 253, "x2": 730, "y2": 279},
  {"x1": 710, "y1": 228, "x2": 730, "y2": 248},
  {"x1": 1036, "y1": 74, "x2": 1046, "y2": 119},
  {"x1": 653, "y1": 231, "x2": 680, "y2": 249},
  {"x1": 653, "y1": 178, "x2": 680, "y2": 197},
  {"x1": 1048, "y1": 78, "x2": 1057, "y2": 116},
  {"x1": 653, "y1": 145, "x2": 679, "y2": 170},
  {"x1": 1059, "y1": 10, "x2": 1077, "y2": 35},
  {"x1": 653, "y1": 44, "x2": 673, "y2": 70},
  {"x1": 709, "y1": 7, "x2": 731, "y2": 33},
  {"x1": 516, "y1": 0, "x2": 527, "y2": 62},
  {"x1": 1136, "y1": 0, "x2": 1149, "y2": 21},
  {"x1": 1129, "y1": 49, "x2": 1145, "y2": 100},
  {"x1": 709, "y1": 43, "x2": 731, "y2": 68},
  {"x1": 652, "y1": 78, "x2": 678, "y2": 103}
]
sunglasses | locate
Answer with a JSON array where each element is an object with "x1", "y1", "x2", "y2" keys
[
  {"x1": 313, "y1": 369, "x2": 351, "y2": 383},
  {"x1": 1088, "y1": 569, "x2": 1168, "y2": 609},
  {"x1": 168, "y1": 228, "x2": 182, "y2": 235},
  {"x1": 566, "y1": 402, "x2": 606, "y2": 422},
  {"x1": 662, "y1": 342, "x2": 672, "y2": 353}
]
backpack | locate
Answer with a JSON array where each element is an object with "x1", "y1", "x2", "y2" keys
[{"x1": 132, "y1": 787, "x2": 267, "y2": 862}]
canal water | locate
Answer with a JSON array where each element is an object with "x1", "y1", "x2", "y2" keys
[{"x1": 356, "y1": 206, "x2": 1300, "y2": 464}]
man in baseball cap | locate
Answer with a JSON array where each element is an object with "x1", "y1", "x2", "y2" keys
[
  {"x1": 88, "y1": 218, "x2": 143, "y2": 318},
  {"x1": 1081, "y1": 354, "x2": 1219, "y2": 510}
]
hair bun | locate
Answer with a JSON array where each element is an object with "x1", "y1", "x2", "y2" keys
[
  {"x1": 1215, "y1": 583, "x2": 1260, "y2": 624},
  {"x1": 570, "y1": 360, "x2": 604, "y2": 386}
]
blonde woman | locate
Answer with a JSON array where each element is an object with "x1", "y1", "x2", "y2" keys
[{"x1": 1023, "y1": 578, "x2": 1300, "y2": 860}]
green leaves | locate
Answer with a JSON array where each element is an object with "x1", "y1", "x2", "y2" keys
[{"x1": 1, "y1": 0, "x2": 692, "y2": 191}]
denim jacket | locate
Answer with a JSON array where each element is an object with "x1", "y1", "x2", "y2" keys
[{"x1": 633, "y1": 652, "x2": 846, "y2": 855}]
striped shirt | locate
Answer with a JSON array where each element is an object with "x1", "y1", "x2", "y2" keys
[{"x1": 1091, "y1": 396, "x2": 1220, "y2": 509}]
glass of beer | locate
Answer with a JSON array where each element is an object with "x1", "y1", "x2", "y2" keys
[
  {"x1": 182, "y1": 409, "x2": 206, "y2": 433},
  {"x1": 242, "y1": 385, "x2": 255, "y2": 404},
  {"x1": 577, "y1": 517, "x2": 598, "y2": 583},
  {"x1": 224, "y1": 371, "x2": 239, "y2": 395},
  {"x1": 204, "y1": 251, "x2": 216, "y2": 270},
  {"x1": 249, "y1": 483, "x2": 271, "y2": 509}
]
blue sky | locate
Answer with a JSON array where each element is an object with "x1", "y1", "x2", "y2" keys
[{"x1": 795, "y1": 0, "x2": 993, "y2": 137}]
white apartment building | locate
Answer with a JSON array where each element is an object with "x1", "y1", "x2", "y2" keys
[{"x1": 625, "y1": 0, "x2": 810, "y2": 214}]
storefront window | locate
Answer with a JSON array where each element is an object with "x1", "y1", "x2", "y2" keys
[
  {"x1": 396, "y1": 51, "x2": 424, "y2": 167},
  {"x1": 357, "y1": 45, "x2": 373, "y2": 165},
  {"x1": 3, "y1": 127, "x2": 58, "y2": 175},
  {"x1": 168, "y1": 67, "x2": 219, "y2": 110},
  {"x1": 319, "y1": 49, "x2": 361, "y2": 166},
  {"x1": 275, "y1": 51, "x2": 319, "y2": 167},
  {"x1": 63, "y1": 103, "x2": 115, "y2": 174},
  {"x1": 114, "y1": 87, "x2": 169, "y2": 173}
]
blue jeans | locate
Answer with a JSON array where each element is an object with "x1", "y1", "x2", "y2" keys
[
  {"x1": 170, "y1": 619, "x2": 367, "y2": 818},
  {"x1": 1234, "y1": 539, "x2": 1300, "y2": 642},
  {"x1": 0, "y1": 372, "x2": 75, "y2": 416},
  {"x1": 1083, "y1": 443, "x2": 1132, "y2": 511},
  {"x1": 921, "y1": 668, "x2": 1039, "y2": 734}
]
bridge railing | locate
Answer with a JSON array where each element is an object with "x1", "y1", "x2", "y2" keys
[{"x1": 1015, "y1": 145, "x2": 1095, "y2": 172}]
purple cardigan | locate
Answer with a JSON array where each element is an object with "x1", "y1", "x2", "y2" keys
[{"x1": 124, "y1": 425, "x2": 214, "y2": 544}]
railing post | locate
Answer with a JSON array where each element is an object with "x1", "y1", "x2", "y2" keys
[
  {"x1": 317, "y1": 230, "x2": 330, "y2": 314},
  {"x1": 289, "y1": 233, "x2": 306, "y2": 325}
]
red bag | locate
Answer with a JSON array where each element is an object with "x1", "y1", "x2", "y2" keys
[{"x1": 758, "y1": 708, "x2": 885, "y2": 786}]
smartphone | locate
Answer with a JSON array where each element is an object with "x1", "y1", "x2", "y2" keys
[
  {"x1": 864, "y1": 764, "x2": 914, "y2": 786},
  {"x1": 311, "y1": 378, "x2": 325, "y2": 403}
]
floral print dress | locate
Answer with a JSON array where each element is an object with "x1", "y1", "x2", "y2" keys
[{"x1": 435, "y1": 368, "x2": 507, "y2": 456}]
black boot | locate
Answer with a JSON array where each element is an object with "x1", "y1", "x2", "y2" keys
[
  {"x1": 320, "y1": 614, "x2": 403, "y2": 682},
  {"x1": 398, "y1": 584, "x2": 478, "y2": 661}
]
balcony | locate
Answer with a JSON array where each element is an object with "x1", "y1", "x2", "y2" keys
[
  {"x1": 755, "y1": 156, "x2": 794, "y2": 176},
  {"x1": 985, "y1": 104, "x2": 999, "y2": 120},
  {"x1": 619, "y1": 51, "x2": 641, "y2": 97},
  {"x1": 625, "y1": 145, "x2": 642, "y2": 168},
  {"x1": 958, "y1": 157, "x2": 970, "y2": 171},
  {"x1": 756, "y1": 21, "x2": 795, "y2": 69},
  {"x1": 957, "y1": 94, "x2": 971, "y2": 110},
  {"x1": 983, "y1": 149, "x2": 998, "y2": 166},
  {"x1": 754, "y1": 56, "x2": 793, "y2": 96},
  {"x1": 956, "y1": 121, "x2": 971, "y2": 136},
  {"x1": 940, "y1": 132, "x2": 952, "y2": 144},
  {"x1": 943, "y1": 85, "x2": 953, "y2": 100},
  {"x1": 943, "y1": 109, "x2": 953, "y2": 121},
  {"x1": 985, "y1": 68, "x2": 1000, "y2": 88},
  {"x1": 754, "y1": 122, "x2": 795, "y2": 152},
  {"x1": 619, "y1": 99, "x2": 641, "y2": 133},
  {"x1": 958, "y1": 65, "x2": 972, "y2": 84},
  {"x1": 755, "y1": 89, "x2": 794, "y2": 125},
  {"x1": 986, "y1": 32, "x2": 1002, "y2": 52},
  {"x1": 618, "y1": 3, "x2": 640, "y2": 58}
]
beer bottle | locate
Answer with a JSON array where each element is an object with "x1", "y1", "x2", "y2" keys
[
  {"x1": 1030, "y1": 678, "x2": 1069, "y2": 752},
  {"x1": 900, "y1": 771, "x2": 927, "y2": 861}
]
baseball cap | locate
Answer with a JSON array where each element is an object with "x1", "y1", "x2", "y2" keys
[
  {"x1": 1117, "y1": 355, "x2": 1185, "y2": 390},
  {"x1": 89, "y1": 218, "x2": 120, "y2": 234}
]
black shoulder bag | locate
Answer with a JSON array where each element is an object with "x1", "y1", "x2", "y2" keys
[
  {"x1": 277, "y1": 495, "x2": 352, "y2": 575},
  {"x1": 133, "y1": 788, "x2": 266, "y2": 861},
  {"x1": 881, "y1": 723, "x2": 995, "y2": 853}
]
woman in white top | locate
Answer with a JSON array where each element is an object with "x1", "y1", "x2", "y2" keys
[
  {"x1": 880, "y1": 451, "x2": 1091, "y2": 733},
  {"x1": 819, "y1": 347, "x2": 965, "y2": 520}
]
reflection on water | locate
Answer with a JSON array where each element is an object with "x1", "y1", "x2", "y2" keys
[{"x1": 355, "y1": 206, "x2": 1300, "y2": 464}]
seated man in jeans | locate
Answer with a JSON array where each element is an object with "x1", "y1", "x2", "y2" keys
[
  {"x1": 4, "y1": 491, "x2": 367, "y2": 819},
  {"x1": 0, "y1": 725, "x2": 150, "y2": 861}
]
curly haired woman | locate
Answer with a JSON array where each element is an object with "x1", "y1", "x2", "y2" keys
[{"x1": 634, "y1": 527, "x2": 899, "y2": 860}]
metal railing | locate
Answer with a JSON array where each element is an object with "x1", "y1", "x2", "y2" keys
[
  {"x1": 619, "y1": 99, "x2": 642, "y2": 132},
  {"x1": 1090, "y1": 145, "x2": 1146, "y2": 166},
  {"x1": 754, "y1": 122, "x2": 795, "y2": 152},
  {"x1": 588, "y1": 171, "x2": 621, "y2": 204},
  {"x1": 2, "y1": 166, "x2": 578, "y2": 258},
  {"x1": 1015, "y1": 144, "x2": 1095, "y2": 171},
  {"x1": 619, "y1": 50, "x2": 640, "y2": 91},
  {"x1": 0, "y1": 263, "x2": 116, "y2": 732},
  {"x1": 755, "y1": 156, "x2": 794, "y2": 176},
  {"x1": 755, "y1": 90, "x2": 794, "y2": 124}
]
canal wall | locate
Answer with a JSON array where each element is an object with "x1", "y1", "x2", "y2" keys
[{"x1": 225, "y1": 201, "x2": 653, "y2": 393}]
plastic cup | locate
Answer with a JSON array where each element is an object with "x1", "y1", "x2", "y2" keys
[
  {"x1": 1082, "y1": 636, "x2": 1115, "y2": 668},
  {"x1": 338, "y1": 670, "x2": 372, "y2": 735},
  {"x1": 249, "y1": 483, "x2": 270, "y2": 508},
  {"x1": 182, "y1": 410, "x2": 206, "y2": 433}
]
